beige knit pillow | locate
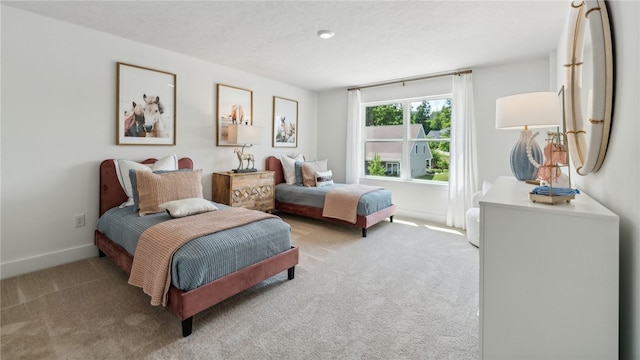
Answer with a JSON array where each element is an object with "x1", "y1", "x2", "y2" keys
[
  {"x1": 301, "y1": 160, "x2": 328, "y2": 187},
  {"x1": 135, "y1": 169, "x2": 203, "y2": 216}
]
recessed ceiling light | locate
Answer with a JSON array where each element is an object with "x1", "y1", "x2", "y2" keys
[{"x1": 317, "y1": 30, "x2": 335, "y2": 39}]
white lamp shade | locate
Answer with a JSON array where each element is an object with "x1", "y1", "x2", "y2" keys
[
  {"x1": 496, "y1": 92, "x2": 562, "y2": 129},
  {"x1": 228, "y1": 124, "x2": 262, "y2": 145}
]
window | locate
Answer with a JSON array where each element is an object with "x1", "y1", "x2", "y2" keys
[{"x1": 363, "y1": 97, "x2": 452, "y2": 182}]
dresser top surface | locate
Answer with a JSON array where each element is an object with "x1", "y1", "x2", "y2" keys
[{"x1": 480, "y1": 176, "x2": 618, "y2": 220}]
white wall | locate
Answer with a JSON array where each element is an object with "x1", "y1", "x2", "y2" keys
[
  {"x1": 472, "y1": 58, "x2": 555, "y2": 184},
  {"x1": 0, "y1": 6, "x2": 318, "y2": 278},
  {"x1": 550, "y1": 2, "x2": 640, "y2": 357},
  {"x1": 317, "y1": 90, "x2": 348, "y2": 183},
  {"x1": 573, "y1": 2, "x2": 639, "y2": 358}
]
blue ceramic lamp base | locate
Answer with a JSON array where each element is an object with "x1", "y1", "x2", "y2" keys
[{"x1": 510, "y1": 130, "x2": 542, "y2": 181}]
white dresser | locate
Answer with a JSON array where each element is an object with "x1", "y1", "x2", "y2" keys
[{"x1": 479, "y1": 176, "x2": 619, "y2": 359}]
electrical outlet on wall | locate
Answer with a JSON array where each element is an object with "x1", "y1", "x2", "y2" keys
[{"x1": 74, "y1": 214, "x2": 85, "y2": 228}]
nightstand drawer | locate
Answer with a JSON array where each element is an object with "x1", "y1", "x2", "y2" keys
[{"x1": 212, "y1": 171, "x2": 275, "y2": 212}]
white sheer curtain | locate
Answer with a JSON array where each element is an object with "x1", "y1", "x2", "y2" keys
[
  {"x1": 346, "y1": 89, "x2": 362, "y2": 184},
  {"x1": 446, "y1": 73, "x2": 478, "y2": 229}
]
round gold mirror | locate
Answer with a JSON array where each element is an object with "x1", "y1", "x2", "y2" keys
[{"x1": 563, "y1": 0, "x2": 614, "y2": 175}]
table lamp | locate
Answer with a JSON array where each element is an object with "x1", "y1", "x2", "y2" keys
[
  {"x1": 496, "y1": 92, "x2": 562, "y2": 181},
  {"x1": 228, "y1": 124, "x2": 262, "y2": 173}
]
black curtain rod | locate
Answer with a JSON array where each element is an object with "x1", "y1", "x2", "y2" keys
[{"x1": 347, "y1": 69, "x2": 472, "y2": 91}]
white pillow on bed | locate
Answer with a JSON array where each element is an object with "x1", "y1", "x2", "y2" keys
[
  {"x1": 280, "y1": 154, "x2": 304, "y2": 185},
  {"x1": 159, "y1": 198, "x2": 218, "y2": 218},
  {"x1": 114, "y1": 154, "x2": 178, "y2": 207}
]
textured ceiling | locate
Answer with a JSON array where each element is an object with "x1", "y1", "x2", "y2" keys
[{"x1": 3, "y1": 0, "x2": 570, "y2": 91}]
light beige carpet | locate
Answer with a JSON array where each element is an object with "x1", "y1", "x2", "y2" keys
[{"x1": 1, "y1": 214, "x2": 479, "y2": 359}]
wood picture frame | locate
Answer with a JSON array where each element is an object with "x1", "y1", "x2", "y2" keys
[
  {"x1": 116, "y1": 62, "x2": 176, "y2": 145},
  {"x1": 216, "y1": 84, "x2": 253, "y2": 146},
  {"x1": 272, "y1": 96, "x2": 298, "y2": 148}
]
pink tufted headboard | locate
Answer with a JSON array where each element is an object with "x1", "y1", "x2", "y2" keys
[
  {"x1": 265, "y1": 156, "x2": 285, "y2": 185},
  {"x1": 98, "y1": 157, "x2": 193, "y2": 216}
]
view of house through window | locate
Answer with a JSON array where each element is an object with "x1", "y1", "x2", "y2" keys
[{"x1": 363, "y1": 97, "x2": 452, "y2": 182}]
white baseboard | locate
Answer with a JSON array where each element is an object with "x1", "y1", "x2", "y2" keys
[
  {"x1": 1, "y1": 244, "x2": 98, "y2": 280},
  {"x1": 395, "y1": 209, "x2": 447, "y2": 225}
]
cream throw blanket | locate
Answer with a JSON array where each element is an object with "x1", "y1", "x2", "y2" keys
[
  {"x1": 128, "y1": 207, "x2": 277, "y2": 306},
  {"x1": 322, "y1": 184, "x2": 382, "y2": 224}
]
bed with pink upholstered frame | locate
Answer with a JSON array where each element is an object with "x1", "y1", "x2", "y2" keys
[
  {"x1": 94, "y1": 157, "x2": 299, "y2": 337},
  {"x1": 265, "y1": 156, "x2": 396, "y2": 237}
]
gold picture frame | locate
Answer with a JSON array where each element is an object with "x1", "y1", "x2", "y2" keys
[
  {"x1": 216, "y1": 84, "x2": 253, "y2": 146},
  {"x1": 116, "y1": 62, "x2": 176, "y2": 145},
  {"x1": 272, "y1": 96, "x2": 298, "y2": 148}
]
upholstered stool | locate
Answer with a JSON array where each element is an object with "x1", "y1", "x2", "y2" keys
[
  {"x1": 466, "y1": 207, "x2": 480, "y2": 247},
  {"x1": 465, "y1": 182, "x2": 492, "y2": 248}
]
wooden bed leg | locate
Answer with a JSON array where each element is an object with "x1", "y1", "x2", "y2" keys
[
  {"x1": 182, "y1": 317, "x2": 193, "y2": 337},
  {"x1": 362, "y1": 228, "x2": 367, "y2": 237},
  {"x1": 287, "y1": 266, "x2": 295, "y2": 280},
  {"x1": 390, "y1": 215, "x2": 394, "y2": 223}
]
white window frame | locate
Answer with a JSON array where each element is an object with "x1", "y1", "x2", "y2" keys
[{"x1": 361, "y1": 95, "x2": 452, "y2": 183}]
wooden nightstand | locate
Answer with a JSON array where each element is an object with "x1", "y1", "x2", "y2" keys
[{"x1": 212, "y1": 171, "x2": 275, "y2": 212}]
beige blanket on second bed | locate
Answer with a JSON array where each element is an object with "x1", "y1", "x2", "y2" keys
[
  {"x1": 322, "y1": 184, "x2": 382, "y2": 224},
  {"x1": 128, "y1": 207, "x2": 277, "y2": 306}
]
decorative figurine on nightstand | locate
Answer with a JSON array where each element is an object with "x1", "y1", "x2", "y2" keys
[
  {"x1": 228, "y1": 123, "x2": 262, "y2": 173},
  {"x1": 233, "y1": 148, "x2": 256, "y2": 173}
]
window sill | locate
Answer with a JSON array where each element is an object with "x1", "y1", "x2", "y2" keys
[{"x1": 359, "y1": 176, "x2": 449, "y2": 186}]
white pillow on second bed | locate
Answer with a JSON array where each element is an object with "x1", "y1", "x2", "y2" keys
[
  {"x1": 114, "y1": 154, "x2": 178, "y2": 207},
  {"x1": 280, "y1": 154, "x2": 304, "y2": 185}
]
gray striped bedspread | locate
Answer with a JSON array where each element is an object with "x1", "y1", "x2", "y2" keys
[
  {"x1": 275, "y1": 183, "x2": 393, "y2": 215},
  {"x1": 96, "y1": 203, "x2": 292, "y2": 291}
]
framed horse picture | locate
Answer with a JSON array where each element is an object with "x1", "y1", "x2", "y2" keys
[
  {"x1": 216, "y1": 84, "x2": 253, "y2": 146},
  {"x1": 272, "y1": 96, "x2": 298, "y2": 148},
  {"x1": 116, "y1": 62, "x2": 176, "y2": 145}
]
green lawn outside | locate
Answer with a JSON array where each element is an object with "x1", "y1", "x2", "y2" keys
[{"x1": 415, "y1": 171, "x2": 449, "y2": 182}]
